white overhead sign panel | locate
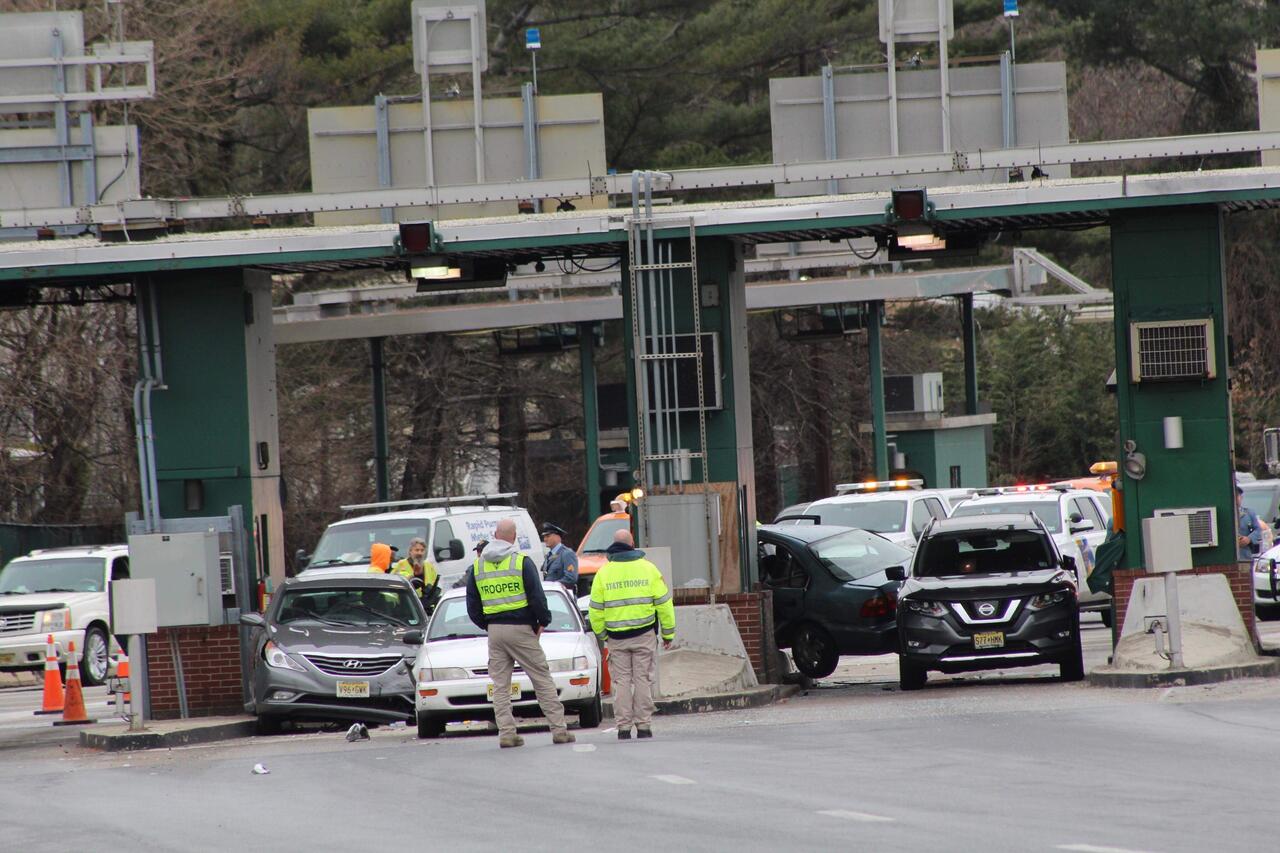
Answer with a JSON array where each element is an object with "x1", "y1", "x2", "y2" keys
[
  {"x1": 1260, "y1": 49, "x2": 1280, "y2": 168},
  {"x1": 878, "y1": 0, "x2": 954, "y2": 43},
  {"x1": 412, "y1": 1, "x2": 488, "y2": 75},
  {"x1": 0, "y1": 12, "x2": 87, "y2": 109}
]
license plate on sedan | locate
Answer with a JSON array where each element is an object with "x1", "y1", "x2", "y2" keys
[
  {"x1": 0, "y1": 653, "x2": 14, "y2": 665},
  {"x1": 973, "y1": 631, "x2": 1005, "y2": 650},
  {"x1": 486, "y1": 683, "x2": 521, "y2": 701},
  {"x1": 336, "y1": 681, "x2": 370, "y2": 698}
]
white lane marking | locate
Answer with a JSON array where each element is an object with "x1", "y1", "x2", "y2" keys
[
  {"x1": 815, "y1": 809, "x2": 895, "y2": 823},
  {"x1": 1057, "y1": 845, "x2": 1160, "y2": 853},
  {"x1": 651, "y1": 774, "x2": 695, "y2": 785},
  {"x1": 572, "y1": 743, "x2": 597, "y2": 753}
]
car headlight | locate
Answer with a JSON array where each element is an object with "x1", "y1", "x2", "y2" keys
[
  {"x1": 1253, "y1": 560, "x2": 1276, "y2": 575},
  {"x1": 905, "y1": 599, "x2": 947, "y2": 618},
  {"x1": 40, "y1": 609, "x2": 71, "y2": 632},
  {"x1": 547, "y1": 656, "x2": 590, "y2": 673},
  {"x1": 1028, "y1": 590, "x2": 1071, "y2": 611},
  {"x1": 264, "y1": 641, "x2": 306, "y2": 672},
  {"x1": 420, "y1": 667, "x2": 469, "y2": 682}
]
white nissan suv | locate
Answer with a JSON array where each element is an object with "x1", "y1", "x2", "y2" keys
[{"x1": 0, "y1": 544, "x2": 128, "y2": 685}]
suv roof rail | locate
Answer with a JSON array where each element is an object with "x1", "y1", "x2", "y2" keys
[{"x1": 340, "y1": 492, "x2": 521, "y2": 516}]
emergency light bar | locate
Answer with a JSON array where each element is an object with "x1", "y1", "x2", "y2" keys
[
  {"x1": 974, "y1": 484, "x2": 1070, "y2": 496},
  {"x1": 834, "y1": 478, "x2": 923, "y2": 494}
]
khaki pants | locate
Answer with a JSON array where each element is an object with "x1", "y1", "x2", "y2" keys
[
  {"x1": 487, "y1": 623, "x2": 567, "y2": 739},
  {"x1": 608, "y1": 632, "x2": 656, "y2": 730}
]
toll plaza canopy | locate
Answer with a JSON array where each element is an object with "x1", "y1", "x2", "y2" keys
[{"x1": 2, "y1": 166, "x2": 1280, "y2": 283}]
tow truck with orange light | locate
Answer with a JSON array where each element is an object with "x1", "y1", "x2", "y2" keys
[{"x1": 574, "y1": 488, "x2": 642, "y2": 598}]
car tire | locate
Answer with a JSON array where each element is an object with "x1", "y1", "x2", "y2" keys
[
  {"x1": 79, "y1": 625, "x2": 110, "y2": 687},
  {"x1": 577, "y1": 691, "x2": 603, "y2": 729},
  {"x1": 417, "y1": 713, "x2": 445, "y2": 739},
  {"x1": 898, "y1": 657, "x2": 927, "y2": 691},
  {"x1": 792, "y1": 623, "x2": 839, "y2": 679},
  {"x1": 1060, "y1": 633, "x2": 1085, "y2": 682},
  {"x1": 254, "y1": 715, "x2": 283, "y2": 736},
  {"x1": 1257, "y1": 604, "x2": 1280, "y2": 622},
  {"x1": 1100, "y1": 608, "x2": 1113, "y2": 629}
]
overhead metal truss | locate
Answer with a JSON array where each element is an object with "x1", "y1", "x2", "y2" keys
[{"x1": 2, "y1": 130, "x2": 1279, "y2": 230}]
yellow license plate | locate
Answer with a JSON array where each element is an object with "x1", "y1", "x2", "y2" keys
[
  {"x1": 0, "y1": 653, "x2": 15, "y2": 665},
  {"x1": 336, "y1": 681, "x2": 370, "y2": 698},
  {"x1": 973, "y1": 631, "x2": 1005, "y2": 650},
  {"x1": 486, "y1": 682, "x2": 522, "y2": 701}
]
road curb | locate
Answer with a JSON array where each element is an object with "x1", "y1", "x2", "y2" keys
[
  {"x1": 80, "y1": 719, "x2": 257, "y2": 752},
  {"x1": 602, "y1": 684, "x2": 799, "y2": 718},
  {"x1": 1087, "y1": 658, "x2": 1280, "y2": 688}
]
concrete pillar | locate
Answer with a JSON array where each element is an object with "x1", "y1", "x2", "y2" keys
[
  {"x1": 960, "y1": 293, "x2": 979, "y2": 416},
  {"x1": 1109, "y1": 206, "x2": 1254, "y2": 639},
  {"x1": 867, "y1": 300, "x2": 889, "y2": 479},
  {"x1": 369, "y1": 337, "x2": 389, "y2": 502}
]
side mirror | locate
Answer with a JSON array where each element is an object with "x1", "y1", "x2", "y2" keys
[
  {"x1": 1061, "y1": 555, "x2": 1077, "y2": 573},
  {"x1": 448, "y1": 539, "x2": 465, "y2": 561},
  {"x1": 295, "y1": 549, "x2": 310, "y2": 568},
  {"x1": 885, "y1": 566, "x2": 907, "y2": 582},
  {"x1": 239, "y1": 612, "x2": 266, "y2": 627},
  {"x1": 1069, "y1": 519, "x2": 1096, "y2": 534},
  {"x1": 402, "y1": 630, "x2": 424, "y2": 645}
]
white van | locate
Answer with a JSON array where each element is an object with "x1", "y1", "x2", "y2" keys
[{"x1": 302, "y1": 494, "x2": 546, "y2": 590}]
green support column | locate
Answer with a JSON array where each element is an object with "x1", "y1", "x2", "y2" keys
[
  {"x1": 867, "y1": 300, "x2": 889, "y2": 479},
  {"x1": 369, "y1": 337, "x2": 389, "y2": 502},
  {"x1": 960, "y1": 293, "x2": 979, "y2": 416},
  {"x1": 579, "y1": 321, "x2": 601, "y2": 521}
]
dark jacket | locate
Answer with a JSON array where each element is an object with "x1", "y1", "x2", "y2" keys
[
  {"x1": 542, "y1": 544, "x2": 579, "y2": 588},
  {"x1": 466, "y1": 543, "x2": 551, "y2": 630}
]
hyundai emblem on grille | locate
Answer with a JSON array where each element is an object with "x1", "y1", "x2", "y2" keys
[
  {"x1": 977, "y1": 602, "x2": 996, "y2": 617},
  {"x1": 343, "y1": 659, "x2": 361, "y2": 668}
]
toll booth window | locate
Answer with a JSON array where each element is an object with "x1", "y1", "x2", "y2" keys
[{"x1": 816, "y1": 500, "x2": 908, "y2": 534}]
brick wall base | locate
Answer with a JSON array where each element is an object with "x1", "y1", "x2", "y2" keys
[
  {"x1": 1113, "y1": 564, "x2": 1257, "y2": 648},
  {"x1": 673, "y1": 588, "x2": 782, "y2": 683},
  {"x1": 145, "y1": 625, "x2": 245, "y2": 719}
]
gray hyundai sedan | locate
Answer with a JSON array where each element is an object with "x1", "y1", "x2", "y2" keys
[{"x1": 240, "y1": 570, "x2": 427, "y2": 733}]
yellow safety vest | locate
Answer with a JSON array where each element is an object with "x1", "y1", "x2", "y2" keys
[
  {"x1": 474, "y1": 553, "x2": 528, "y2": 616},
  {"x1": 588, "y1": 557, "x2": 675, "y2": 641},
  {"x1": 391, "y1": 559, "x2": 438, "y2": 595}
]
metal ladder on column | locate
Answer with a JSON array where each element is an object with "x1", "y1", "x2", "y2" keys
[{"x1": 627, "y1": 170, "x2": 716, "y2": 590}]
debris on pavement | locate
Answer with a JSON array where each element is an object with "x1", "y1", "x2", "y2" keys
[
  {"x1": 252, "y1": 763, "x2": 270, "y2": 775},
  {"x1": 345, "y1": 723, "x2": 370, "y2": 742}
]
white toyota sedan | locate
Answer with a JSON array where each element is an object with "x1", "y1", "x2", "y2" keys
[{"x1": 410, "y1": 582, "x2": 602, "y2": 738}]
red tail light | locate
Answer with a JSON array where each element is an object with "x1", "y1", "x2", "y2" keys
[{"x1": 860, "y1": 591, "x2": 897, "y2": 618}]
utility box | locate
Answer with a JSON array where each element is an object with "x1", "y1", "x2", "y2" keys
[
  {"x1": 885, "y1": 373, "x2": 944, "y2": 414},
  {"x1": 1142, "y1": 514, "x2": 1193, "y2": 574},
  {"x1": 125, "y1": 531, "x2": 223, "y2": 627}
]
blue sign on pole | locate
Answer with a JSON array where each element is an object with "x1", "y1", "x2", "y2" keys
[
  {"x1": 525, "y1": 27, "x2": 541, "y2": 50},
  {"x1": 1003, "y1": 0, "x2": 1019, "y2": 16}
]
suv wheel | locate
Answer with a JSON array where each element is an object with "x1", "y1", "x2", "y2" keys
[
  {"x1": 80, "y1": 626, "x2": 110, "y2": 687},
  {"x1": 1059, "y1": 633, "x2": 1085, "y2": 682},
  {"x1": 899, "y1": 657, "x2": 927, "y2": 691},
  {"x1": 792, "y1": 623, "x2": 839, "y2": 679},
  {"x1": 577, "y1": 691, "x2": 603, "y2": 729}
]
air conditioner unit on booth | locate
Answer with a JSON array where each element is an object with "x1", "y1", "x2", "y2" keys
[
  {"x1": 884, "y1": 373, "x2": 944, "y2": 414},
  {"x1": 1153, "y1": 507, "x2": 1218, "y2": 549}
]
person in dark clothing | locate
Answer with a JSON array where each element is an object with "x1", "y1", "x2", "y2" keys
[{"x1": 465, "y1": 518, "x2": 572, "y2": 748}]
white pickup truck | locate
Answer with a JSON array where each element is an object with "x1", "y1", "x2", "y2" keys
[{"x1": 0, "y1": 544, "x2": 128, "y2": 685}]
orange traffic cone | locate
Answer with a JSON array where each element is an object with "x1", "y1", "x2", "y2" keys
[
  {"x1": 117, "y1": 653, "x2": 131, "y2": 705},
  {"x1": 602, "y1": 647, "x2": 612, "y2": 696},
  {"x1": 52, "y1": 640, "x2": 96, "y2": 727},
  {"x1": 33, "y1": 634, "x2": 64, "y2": 716}
]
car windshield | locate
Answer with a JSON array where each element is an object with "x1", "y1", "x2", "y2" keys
[
  {"x1": 427, "y1": 591, "x2": 580, "y2": 641},
  {"x1": 809, "y1": 530, "x2": 911, "y2": 582},
  {"x1": 580, "y1": 518, "x2": 629, "y2": 553},
  {"x1": 0, "y1": 558, "x2": 106, "y2": 595},
  {"x1": 308, "y1": 520, "x2": 428, "y2": 567},
  {"x1": 915, "y1": 530, "x2": 1055, "y2": 577},
  {"x1": 274, "y1": 586, "x2": 423, "y2": 627},
  {"x1": 811, "y1": 500, "x2": 908, "y2": 534},
  {"x1": 1241, "y1": 487, "x2": 1279, "y2": 521},
  {"x1": 952, "y1": 501, "x2": 1063, "y2": 534}
]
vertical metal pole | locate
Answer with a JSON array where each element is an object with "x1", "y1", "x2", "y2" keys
[
  {"x1": 960, "y1": 293, "x2": 979, "y2": 416},
  {"x1": 628, "y1": 173, "x2": 652, "y2": 511},
  {"x1": 128, "y1": 634, "x2": 146, "y2": 731},
  {"x1": 937, "y1": 0, "x2": 952, "y2": 152},
  {"x1": 52, "y1": 29, "x2": 72, "y2": 207},
  {"x1": 420, "y1": 30, "x2": 435, "y2": 188},
  {"x1": 821, "y1": 65, "x2": 839, "y2": 195},
  {"x1": 521, "y1": 82, "x2": 540, "y2": 180},
  {"x1": 375, "y1": 94, "x2": 393, "y2": 224},
  {"x1": 1000, "y1": 52, "x2": 1016, "y2": 149},
  {"x1": 79, "y1": 113, "x2": 98, "y2": 205},
  {"x1": 470, "y1": 11, "x2": 485, "y2": 184},
  {"x1": 532, "y1": 50, "x2": 538, "y2": 96},
  {"x1": 886, "y1": 1, "x2": 899, "y2": 156},
  {"x1": 867, "y1": 301, "x2": 889, "y2": 479},
  {"x1": 579, "y1": 322, "x2": 601, "y2": 521},
  {"x1": 644, "y1": 175, "x2": 666, "y2": 486},
  {"x1": 1008, "y1": 16, "x2": 1017, "y2": 63},
  {"x1": 370, "y1": 337, "x2": 390, "y2": 502},
  {"x1": 1164, "y1": 573, "x2": 1185, "y2": 668}
]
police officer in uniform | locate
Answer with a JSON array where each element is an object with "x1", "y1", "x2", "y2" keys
[
  {"x1": 589, "y1": 528, "x2": 675, "y2": 740},
  {"x1": 466, "y1": 519, "x2": 575, "y2": 749},
  {"x1": 539, "y1": 522, "x2": 579, "y2": 595}
]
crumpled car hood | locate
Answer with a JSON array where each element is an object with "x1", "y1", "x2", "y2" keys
[{"x1": 900, "y1": 568, "x2": 1074, "y2": 599}]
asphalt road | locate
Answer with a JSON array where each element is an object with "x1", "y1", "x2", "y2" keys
[{"x1": 2, "y1": 613, "x2": 1279, "y2": 852}]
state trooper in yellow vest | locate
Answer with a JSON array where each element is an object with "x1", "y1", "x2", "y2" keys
[
  {"x1": 465, "y1": 519, "x2": 575, "y2": 749},
  {"x1": 589, "y1": 528, "x2": 675, "y2": 740}
]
